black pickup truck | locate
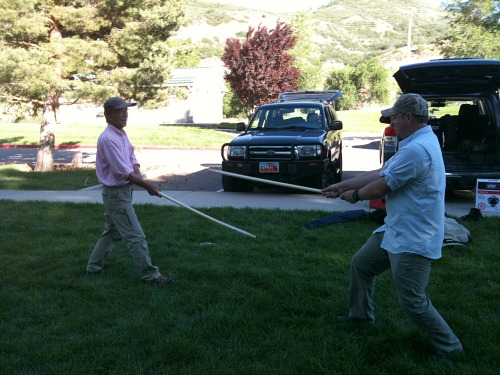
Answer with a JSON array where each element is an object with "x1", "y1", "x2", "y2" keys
[{"x1": 221, "y1": 91, "x2": 343, "y2": 192}]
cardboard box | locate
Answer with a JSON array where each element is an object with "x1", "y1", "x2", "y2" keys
[{"x1": 476, "y1": 179, "x2": 500, "y2": 213}]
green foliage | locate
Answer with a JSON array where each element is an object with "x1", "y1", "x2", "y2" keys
[
  {"x1": 222, "y1": 22, "x2": 301, "y2": 116},
  {"x1": 131, "y1": 42, "x2": 176, "y2": 107},
  {"x1": 198, "y1": 38, "x2": 224, "y2": 59},
  {"x1": 222, "y1": 85, "x2": 246, "y2": 119},
  {"x1": 326, "y1": 58, "x2": 389, "y2": 110},
  {"x1": 0, "y1": 0, "x2": 187, "y2": 112},
  {"x1": 168, "y1": 39, "x2": 201, "y2": 68},
  {"x1": 0, "y1": 0, "x2": 48, "y2": 43},
  {"x1": 0, "y1": 47, "x2": 68, "y2": 113},
  {"x1": 326, "y1": 67, "x2": 357, "y2": 110},
  {"x1": 290, "y1": 13, "x2": 324, "y2": 90},
  {"x1": 203, "y1": 7, "x2": 234, "y2": 26},
  {"x1": 438, "y1": 0, "x2": 500, "y2": 58}
]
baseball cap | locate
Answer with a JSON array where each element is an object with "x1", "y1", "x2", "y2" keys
[
  {"x1": 381, "y1": 93, "x2": 428, "y2": 117},
  {"x1": 103, "y1": 97, "x2": 137, "y2": 111}
]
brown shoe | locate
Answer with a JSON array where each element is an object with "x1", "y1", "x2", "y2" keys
[{"x1": 151, "y1": 275, "x2": 176, "y2": 286}]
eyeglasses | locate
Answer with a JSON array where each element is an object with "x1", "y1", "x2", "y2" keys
[{"x1": 390, "y1": 113, "x2": 405, "y2": 121}]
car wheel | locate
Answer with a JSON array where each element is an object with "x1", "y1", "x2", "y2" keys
[
  {"x1": 322, "y1": 163, "x2": 339, "y2": 188},
  {"x1": 222, "y1": 175, "x2": 254, "y2": 192},
  {"x1": 330, "y1": 151, "x2": 342, "y2": 185},
  {"x1": 306, "y1": 161, "x2": 340, "y2": 189}
]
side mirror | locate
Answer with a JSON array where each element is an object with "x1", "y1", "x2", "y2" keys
[
  {"x1": 329, "y1": 120, "x2": 343, "y2": 131},
  {"x1": 236, "y1": 122, "x2": 246, "y2": 132}
]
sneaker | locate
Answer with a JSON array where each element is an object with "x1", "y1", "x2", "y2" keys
[
  {"x1": 150, "y1": 275, "x2": 176, "y2": 286},
  {"x1": 458, "y1": 208, "x2": 483, "y2": 222}
]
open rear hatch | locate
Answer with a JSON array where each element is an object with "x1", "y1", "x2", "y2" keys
[
  {"x1": 394, "y1": 58, "x2": 500, "y2": 95},
  {"x1": 393, "y1": 59, "x2": 500, "y2": 188}
]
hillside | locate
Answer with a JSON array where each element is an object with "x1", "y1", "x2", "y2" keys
[{"x1": 176, "y1": 0, "x2": 448, "y2": 68}]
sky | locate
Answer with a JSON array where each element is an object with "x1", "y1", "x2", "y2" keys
[{"x1": 201, "y1": 0, "x2": 333, "y2": 13}]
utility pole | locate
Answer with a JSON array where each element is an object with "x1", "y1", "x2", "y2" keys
[{"x1": 406, "y1": 13, "x2": 413, "y2": 61}]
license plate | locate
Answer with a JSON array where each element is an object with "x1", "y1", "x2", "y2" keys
[{"x1": 259, "y1": 162, "x2": 279, "y2": 173}]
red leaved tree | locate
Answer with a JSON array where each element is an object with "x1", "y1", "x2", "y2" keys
[{"x1": 222, "y1": 22, "x2": 301, "y2": 117}]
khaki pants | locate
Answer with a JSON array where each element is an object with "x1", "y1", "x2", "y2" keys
[
  {"x1": 348, "y1": 232, "x2": 463, "y2": 354},
  {"x1": 86, "y1": 184, "x2": 160, "y2": 282}
]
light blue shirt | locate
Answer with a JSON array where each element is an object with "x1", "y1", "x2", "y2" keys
[{"x1": 374, "y1": 126, "x2": 445, "y2": 259}]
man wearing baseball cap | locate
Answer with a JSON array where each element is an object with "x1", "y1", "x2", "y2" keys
[
  {"x1": 322, "y1": 93, "x2": 463, "y2": 358},
  {"x1": 86, "y1": 97, "x2": 175, "y2": 286}
]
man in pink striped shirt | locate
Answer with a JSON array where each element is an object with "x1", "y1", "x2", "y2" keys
[{"x1": 86, "y1": 97, "x2": 175, "y2": 286}]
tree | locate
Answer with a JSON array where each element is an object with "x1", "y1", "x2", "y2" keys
[
  {"x1": 290, "y1": 13, "x2": 324, "y2": 90},
  {"x1": 438, "y1": 0, "x2": 500, "y2": 59},
  {"x1": 169, "y1": 39, "x2": 201, "y2": 68},
  {"x1": 325, "y1": 67, "x2": 358, "y2": 110},
  {"x1": 325, "y1": 58, "x2": 389, "y2": 110},
  {"x1": 223, "y1": 85, "x2": 246, "y2": 119},
  {"x1": 222, "y1": 22, "x2": 301, "y2": 117},
  {"x1": 0, "y1": 0, "x2": 189, "y2": 171}
]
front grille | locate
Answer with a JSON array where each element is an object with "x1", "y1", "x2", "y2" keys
[{"x1": 248, "y1": 145, "x2": 292, "y2": 160}]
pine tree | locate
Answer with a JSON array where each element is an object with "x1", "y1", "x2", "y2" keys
[{"x1": 0, "y1": 0, "x2": 187, "y2": 170}]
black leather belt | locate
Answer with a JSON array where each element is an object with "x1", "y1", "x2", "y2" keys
[{"x1": 103, "y1": 183, "x2": 131, "y2": 189}]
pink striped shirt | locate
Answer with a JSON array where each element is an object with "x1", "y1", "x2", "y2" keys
[{"x1": 96, "y1": 124, "x2": 139, "y2": 187}]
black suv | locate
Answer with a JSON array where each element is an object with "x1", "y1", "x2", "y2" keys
[
  {"x1": 379, "y1": 58, "x2": 500, "y2": 190},
  {"x1": 221, "y1": 91, "x2": 343, "y2": 192}
]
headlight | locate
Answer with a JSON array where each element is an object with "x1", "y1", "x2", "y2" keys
[
  {"x1": 228, "y1": 145, "x2": 246, "y2": 158},
  {"x1": 295, "y1": 145, "x2": 322, "y2": 158}
]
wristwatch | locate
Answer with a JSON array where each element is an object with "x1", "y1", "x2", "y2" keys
[{"x1": 352, "y1": 189, "x2": 361, "y2": 202}]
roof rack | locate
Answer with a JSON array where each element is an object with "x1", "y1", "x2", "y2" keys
[{"x1": 278, "y1": 90, "x2": 342, "y2": 103}]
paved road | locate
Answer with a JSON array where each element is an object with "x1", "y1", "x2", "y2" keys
[
  {"x1": 0, "y1": 134, "x2": 383, "y2": 192},
  {"x1": 0, "y1": 134, "x2": 485, "y2": 216}
]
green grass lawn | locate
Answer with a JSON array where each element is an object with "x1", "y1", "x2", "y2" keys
[
  {"x1": 2, "y1": 107, "x2": 498, "y2": 374},
  {"x1": 0, "y1": 122, "x2": 238, "y2": 148},
  {"x1": 1, "y1": 201, "x2": 499, "y2": 374},
  {"x1": 0, "y1": 109, "x2": 383, "y2": 149},
  {"x1": 0, "y1": 164, "x2": 98, "y2": 190}
]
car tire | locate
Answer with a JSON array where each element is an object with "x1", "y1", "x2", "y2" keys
[
  {"x1": 322, "y1": 162, "x2": 341, "y2": 188},
  {"x1": 322, "y1": 166, "x2": 336, "y2": 188},
  {"x1": 329, "y1": 150, "x2": 343, "y2": 185},
  {"x1": 222, "y1": 175, "x2": 254, "y2": 193}
]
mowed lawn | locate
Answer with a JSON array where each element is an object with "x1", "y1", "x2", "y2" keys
[
  {"x1": 1, "y1": 200, "x2": 499, "y2": 375},
  {"x1": 0, "y1": 108, "x2": 384, "y2": 149},
  {"x1": 1, "y1": 110, "x2": 499, "y2": 373}
]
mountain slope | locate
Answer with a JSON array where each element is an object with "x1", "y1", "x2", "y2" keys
[{"x1": 177, "y1": 0, "x2": 448, "y2": 65}]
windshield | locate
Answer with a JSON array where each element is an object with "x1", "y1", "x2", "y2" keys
[
  {"x1": 248, "y1": 105, "x2": 324, "y2": 130},
  {"x1": 428, "y1": 99, "x2": 486, "y2": 117}
]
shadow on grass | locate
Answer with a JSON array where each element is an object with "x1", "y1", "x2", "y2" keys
[
  {"x1": 0, "y1": 166, "x2": 98, "y2": 190},
  {"x1": 58, "y1": 141, "x2": 82, "y2": 148},
  {"x1": 0, "y1": 136, "x2": 35, "y2": 145}
]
